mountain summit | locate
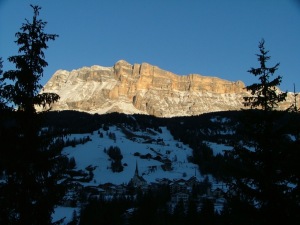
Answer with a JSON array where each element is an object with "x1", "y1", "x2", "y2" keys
[{"x1": 39, "y1": 60, "x2": 294, "y2": 117}]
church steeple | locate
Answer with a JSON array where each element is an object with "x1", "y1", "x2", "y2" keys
[{"x1": 129, "y1": 160, "x2": 147, "y2": 188}]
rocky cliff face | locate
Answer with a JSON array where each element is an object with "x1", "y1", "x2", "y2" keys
[{"x1": 39, "y1": 60, "x2": 296, "y2": 117}]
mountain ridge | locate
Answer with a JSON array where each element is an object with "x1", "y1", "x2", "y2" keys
[{"x1": 39, "y1": 60, "x2": 296, "y2": 117}]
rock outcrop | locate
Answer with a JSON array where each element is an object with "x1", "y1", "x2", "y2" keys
[{"x1": 38, "y1": 60, "x2": 296, "y2": 117}]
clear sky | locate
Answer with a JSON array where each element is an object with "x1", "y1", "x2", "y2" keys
[{"x1": 1, "y1": 0, "x2": 300, "y2": 92}]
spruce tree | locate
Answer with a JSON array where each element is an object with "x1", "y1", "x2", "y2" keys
[
  {"x1": 243, "y1": 38, "x2": 287, "y2": 110},
  {"x1": 224, "y1": 39, "x2": 300, "y2": 225},
  {"x1": 0, "y1": 5, "x2": 67, "y2": 225}
]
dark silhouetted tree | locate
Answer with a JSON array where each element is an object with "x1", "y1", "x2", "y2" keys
[
  {"x1": 186, "y1": 197, "x2": 199, "y2": 225},
  {"x1": 243, "y1": 38, "x2": 287, "y2": 110},
  {"x1": 199, "y1": 199, "x2": 216, "y2": 225},
  {"x1": 0, "y1": 5, "x2": 66, "y2": 225},
  {"x1": 107, "y1": 146, "x2": 123, "y2": 172},
  {"x1": 69, "y1": 156, "x2": 76, "y2": 170},
  {"x1": 224, "y1": 39, "x2": 300, "y2": 225},
  {"x1": 0, "y1": 58, "x2": 5, "y2": 110},
  {"x1": 172, "y1": 199, "x2": 186, "y2": 225}
]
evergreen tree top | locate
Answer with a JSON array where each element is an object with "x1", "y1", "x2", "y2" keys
[{"x1": 243, "y1": 39, "x2": 287, "y2": 111}]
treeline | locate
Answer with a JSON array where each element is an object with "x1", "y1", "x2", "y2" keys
[{"x1": 78, "y1": 186, "x2": 247, "y2": 225}]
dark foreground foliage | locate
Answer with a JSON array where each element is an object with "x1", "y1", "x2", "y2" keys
[
  {"x1": 79, "y1": 188, "x2": 225, "y2": 225},
  {"x1": 0, "y1": 5, "x2": 66, "y2": 225}
]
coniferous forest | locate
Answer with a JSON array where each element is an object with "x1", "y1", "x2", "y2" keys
[{"x1": 1, "y1": 5, "x2": 300, "y2": 225}]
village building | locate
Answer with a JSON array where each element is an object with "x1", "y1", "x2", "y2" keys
[
  {"x1": 170, "y1": 179, "x2": 189, "y2": 194},
  {"x1": 128, "y1": 161, "x2": 147, "y2": 188},
  {"x1": 155, "y1": 177, "x2": 171, "y2": 185}
]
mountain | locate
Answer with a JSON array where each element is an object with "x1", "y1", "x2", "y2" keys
[
  {"x1": 38, "y1": 60, "x2": 247, "y2": 117},
  {"x1": 40, "y1": 60, "x2": 297, "y2": 117}
]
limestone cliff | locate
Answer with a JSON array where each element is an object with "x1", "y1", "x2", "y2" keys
[{"x1": 38, "y1": 60, "x2": 296, "y2": 117}]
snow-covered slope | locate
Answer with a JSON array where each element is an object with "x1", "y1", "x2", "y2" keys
[
  {"x1": 52, "y1": 112, "x2": 237, "y2": 224},
  {"x1": 62, "y1": 126, "x2": 202, "y2": 185}
]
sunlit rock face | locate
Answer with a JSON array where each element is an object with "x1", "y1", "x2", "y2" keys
[{"x1": 38, "y1": 60, "x2": 297, "y2": 117}]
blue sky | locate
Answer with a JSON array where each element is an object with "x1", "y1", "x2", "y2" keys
[{"x1": 1, "y1": 0, "x2": 300, "y2": 92}]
